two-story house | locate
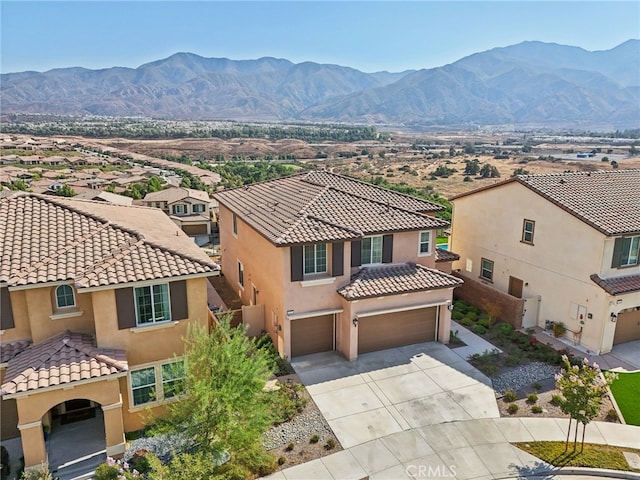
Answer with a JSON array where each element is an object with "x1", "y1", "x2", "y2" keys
[
  {"x1": 213, "y1": 171, "x2": 462, "y2": 361},
  {"x1": 0, "y1": 193, "x2": 219, "y2": 470},
  {"x1": 450, "y1": 169, "x2": 640, "y2": 355},
  {"x1": 142, "y1": 187, "x2": 215, "y2": 246}
]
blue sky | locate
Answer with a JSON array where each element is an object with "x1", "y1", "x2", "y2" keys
[{"x1": 1, "y1": 1, "x2": 638, "y2": 74}]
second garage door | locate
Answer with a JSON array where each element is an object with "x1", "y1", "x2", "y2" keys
[
  {"x1": 613, "y1": 308, "x2": 640, "y2": 344},
  {"x1": 358, "y1": 307, "x2": 437, "y2": 354},
  {"x1": 291, "y1": 314, "x2": 334, "y2": 357}
]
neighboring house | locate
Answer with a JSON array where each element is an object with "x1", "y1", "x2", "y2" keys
[
  {"x1": 450, "y1": 169, "x2": 640, "y2": 355},
  {"x1": 0, "y1": 193, "x2": 219, "y2": 469},
  {"x1": 214, "y1": 171, "x2": 462, "y2": 361},
  {"x1": 143, "y1": 187, "x2": 215, "y2": 246},
  {"x1": 74, "y1": 190, "x2": 134, "y2": 206}
]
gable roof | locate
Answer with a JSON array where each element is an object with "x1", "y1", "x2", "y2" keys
[
  {"x1": 590, "y1": 273, "x2": 640, "y2": 296},
  {"x1": 144, "y1": 187, "x2": 210, "y2": 204},
  {"x1": 0, "y1": 331, "x2": 128, "y2": 396},
  {"x1": 451, "y1": 169, "x2": 640, "y2": 236},
  {"x1": 0, "y1": 193, "x2": 217, "y2": 289},
  {"x1": 338, "y1": 263, "x2": 463, "y2": 300},
  {"x1": 213, "y1": 171, "x2": 448, "y2": 246}
]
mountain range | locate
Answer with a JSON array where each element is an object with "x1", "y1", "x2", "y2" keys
[{"x1": 1, "y1": 40, "x2": 638, "y2": 129}]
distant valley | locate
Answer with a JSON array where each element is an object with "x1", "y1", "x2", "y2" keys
[{"x1": 1, "y1": 40, "x2": 638, "y2": 130}]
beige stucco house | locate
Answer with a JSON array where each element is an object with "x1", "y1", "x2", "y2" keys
[
  {"x1": 143, "y1": 187, "x2": 215, "y2": 245},
  {"x1": 214, "y1": 171, "x2": 462, "y2": 361},
  {"x1": 450, "y1": 169, "x2": 640, "y2": 355},
  {"x1": 0, "y1": 194, "x2": 219, "y2": 469}
]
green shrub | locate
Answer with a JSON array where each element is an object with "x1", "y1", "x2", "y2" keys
[
  {"x1": 531, "y1": 405, "x2": 543, "y2": 414},
  {"x1": 451, "y1": 310, "x2": 465, "y2": 321},
  {"x1": 285, "y1": 443, "x2": 294, "y2": 452},
  {"x1": 94, "y1": 464, "x2": 120, "y2": 480},
  {"x1": 503, "y1": 390, "x2": 517, "y2": 402},
  {"x1": 453, "y1": 300, "x2": 469, "y2": 313},
  {"x1": 606, "y1": 409, "x2": 618, "y2": 422},
  {"x1": 551, "y1": 394, "x2": 564, "y2": 406},
  {"x1": 268, "y1": 380, "x2": 308, "y2": 425},
  {"x1": 526, "y1": 393, "x2": 538, "y2": 404},
  {"x1": 507, "y1": 403, "x2": 519, "y2": 415},
  {"x1": 277, "y1": 457, "x2": 286, "y2": 466},
  {"x1": 532, "y1": 382, "x2": 542, "y2": 391},
  {"x1": 19, "y1": 464, "x2": 54, "y2": 480},
  {"x1": 325, "y1": 438, "x2": 336, "y2": 450},
  {"x1": 459, "y1": 317, "x2": 474, "y2": 327},
  {"x1": 464, "y1": 311, "x2": 478, "y2": 322},
  {"x1": 477, "y1": 316, "x2": 492, "y2": 329},
  {"x1": 471, "y1": 324, "x2": 487, "y2": 335},
  {"x1": 497, "y1": 323, "x2": 514, "y2": 334},
  {"x1": 310, "y1": 434, "x2": 320, "y2": 444}
]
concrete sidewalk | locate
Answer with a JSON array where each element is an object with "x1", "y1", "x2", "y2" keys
[
  {"x1": 450, "y1": 320, "x2": 502, "y2": 359},
  {"x1": 268, "y1": 417, "x2": 640, "y2": 480}
]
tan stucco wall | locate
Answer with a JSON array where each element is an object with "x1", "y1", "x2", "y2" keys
[
  {"x1": 450, "y1": 182, "x2": 639, "y2": 354},
  {"x1": 1, "y1": 289, "x2": 32, "y2": 342},
  {"x1": 392, "y1": 230, "x2": 437, "y2": 268}
]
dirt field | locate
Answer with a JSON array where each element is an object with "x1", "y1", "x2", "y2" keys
[{"x1": 91, "y1": 135, "x2": 640, "y2": 199}]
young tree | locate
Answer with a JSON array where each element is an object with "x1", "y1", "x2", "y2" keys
[
  {"x1": 55, "y1": 184, "x2": 76, "y2": 197},
  {"x1": 555, "y1": 355, "x2": 617, "y2": 452},
  {"x1": 153, "y1": 316, "x2": 275, "y2": 477}
]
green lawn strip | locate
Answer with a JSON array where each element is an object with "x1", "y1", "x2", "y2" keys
[
  {"x1": 609, "y1": 372, "x2": 640, "y2": 426},
  {"x1": 515, "y1": 441, "x2": 640, "y2": 472}
]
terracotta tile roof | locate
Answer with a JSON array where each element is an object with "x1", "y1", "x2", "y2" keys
[
  {"x1": 0, "y1": 331, "x2": 127, "y2": 396},
  {"x1": 143, "y1": 187, "x2": 210, "y2": 204},
  {"x1": 0, "y1": 194, "x2": 217, "y2": 288},
  {"x1": 590, "y1": 273, "x2": 640, "y2": 295},
  {"x1": 214, "y1": 171, "x2": 449, "y2": 246},
  {"x1": 452, "y1": 170, "x2": 640, "y2": 236},
  {"x1": 0, "y1": 339, "x2": 31, "y2": 364},
  {"x1": 338, "y1": 263, "x2": 463, "y2": 300},
  {"x1": 435, "y1": 247, "x2": 460, "y2": 263}
]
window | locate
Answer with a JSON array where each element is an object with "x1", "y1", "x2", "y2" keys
[
  {"x1": 613, "y1": 236, "x2": 640, "y2": 267},
  {"x1": 303, "y1": 244, "x2": 327, "y2": 275},
  {"x1": 131, "y1": 367, "x2": 156, "y2": 406},
  {"x1": 173, "y1": 204, "x2": 186, "y2": 215},
  {"x1": 193, "y1": 203, "x2": 205, "y2": 214},
  {"x1": 419, "y1": 231, "x2": 431, "y2": 255},
  {"x1": 522, "y1": 219, "x2": 535, "y2": 244},
  {"x1": 55, "y1": 285, "x2": 75, "y2": 309},
  {"x1": 361, "y1": 236, "x2": 383, "y2": 264},
  {"x1": 481, "y1": 258, "x2": 494, "y2": 281},
  {"x1": 161, "y1": 361, "x2": 185, "y2": 399},
  {"x1": 130, "y1": 360, "x2": 185, "y2": 407},
  {"x1": 238, "y1": 261, "x2": 244, "y2": 287},
  {"x1": 134, "y1": 284, "x2": 170, "y2": 325},
  {"x1": 232, "y1": 213, "x2": 238, "y2": 236}
]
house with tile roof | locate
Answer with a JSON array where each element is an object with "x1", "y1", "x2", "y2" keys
[
  {"x1": 213, "y1": 171, "x2": 462, "y2": 361},
  {"x1": 450, "y1": 169, "x2": 640, "y2": 355},
  {"x1": 143, "y1": 187, "x2": 215, "y2": 246},
  {"x1": 0, "y1": 193, "x2": 219, "y2": 470}
]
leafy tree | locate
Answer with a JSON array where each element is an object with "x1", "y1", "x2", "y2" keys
[
  {"x1": 432, "y1": 165, "x2": 457, "y2": 178},
  {"x1": 147, "y1": 175, "x2": 165, "y2": 193},
  {"x1": 555, "y1": 355, "x2": 617, "y2": 452},
  {"x1": 105, "y1": 184, "x2": 116, "y2": 193},
  {"x1": 9, "y1": 179, "x2": 29, "y2": 191},
  {"x1": 464, "y1": 159, "x2": 480, "y2": 175},
  {"x1": 512, "y1": 167, "x2": 530, "y2": 177},
  {"x1": 152, "y1": 316, "x2": 275, "y2": 477},
  {"x1": 55, "y1": 184, "x2": 76, "y2": 197},
  {"x1": 480, "y1": 164, "x2": 500, "y2": 178}
]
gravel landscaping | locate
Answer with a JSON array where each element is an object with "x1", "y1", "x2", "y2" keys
[{"x1": 492, "y1": 362, "x2": 560, "y2": 396}]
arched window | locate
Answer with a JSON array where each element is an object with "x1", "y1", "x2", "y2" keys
[{"x1": 55, "y1": 285, "x2": 75, "y2": 309}]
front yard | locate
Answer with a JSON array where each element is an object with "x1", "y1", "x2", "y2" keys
[{"x1": 609, "y1": 371, "x2": 640, "y2": 426}]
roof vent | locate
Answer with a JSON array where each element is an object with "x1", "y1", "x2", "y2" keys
[{"x1": 62, "y1": 337, "x2": 70, "y2": 345}]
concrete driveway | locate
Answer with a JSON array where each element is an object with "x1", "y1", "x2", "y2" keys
[
  {"x1": 291, "y1": 341, "x2": 499, "y2": 449},
  {"x1": 611, "y1": 340, "x2": 640, "y2": 370}
]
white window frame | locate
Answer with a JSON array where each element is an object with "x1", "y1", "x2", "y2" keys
[
  {"x1": 55, "y1": 284, "x2": 76, "y2": 309},
  {"x1": 134, "y1": 283, "x2": 171, "y2": 326},
  {"x1": 621, "y1": 236, "x2": 640, "y2": 266},
  {"x1": 418, "y1": 231, "x2": 431, "y2": 256},
  {"x1": 238, "y1": 261, "x2": 244, "y2": 288},
  {"x1": 481, "y1": 258, "x2": 494, "y2": 281},
  {"x1": 361, "y1": 235, "x2": 383, "y2": 265},
  {"x1": 303, "y1": 243, "x2": 327, "y2": 275},
  {"x1": 522, "y1": 219, "x2": 535, "y2": 244},
  {"x1": 173, "y1": 204, "x2": 186, "y2": 215},
  {"x1": 129, "y1": 359, "x2": 185, "y2": 409}
]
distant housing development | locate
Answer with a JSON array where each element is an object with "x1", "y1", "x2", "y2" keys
[{"x1": 450, "y1": 169, "x2": 640, "y2": 355}]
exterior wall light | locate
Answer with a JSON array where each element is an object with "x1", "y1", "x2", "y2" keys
[
  {"x1": 447, "y1": 303, "x2": 454, "y2": 311},
  {"x1": 352, "y1": 318, "x2": 358, "y2": 327},
  {"x1": 610, "y1": 312, "x2": 617, "y2": 322}
]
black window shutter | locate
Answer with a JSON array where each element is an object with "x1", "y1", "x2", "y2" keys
[
  {"x1": 170, "y1": 280, "x2": 189, "y2": 320},
  {"x1": 291, "y1": 246, "x2": 303, "y2": 281},
  {"x1": 611, "y1": 238, "x2": 625, "y2": 268},
  {"x1": 1, "y1": 287, "x2": 15, "y2": 330},
  {"x1": 382, "y1": 234, "x2": 394, "y2": 263},
  {"x1": 115, "y1": 287, "x2": 137, "y2": 329},
  {"x1": 332, "y1": 242, "x2": 344, "y2": 277},
  {"x1": 351, "y1": 240, "x2": 362, "y2": 267}
]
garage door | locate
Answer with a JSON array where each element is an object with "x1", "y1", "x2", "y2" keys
[
  {"x1": 358, "y1": 307, "x2": 437, "y2": 354},
  {"x1": 291, "y1": 314, "x2": 334, "y2": 357},
  {"x1": 613, "y1": 308, "x2": 640, "y2": 344}
]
